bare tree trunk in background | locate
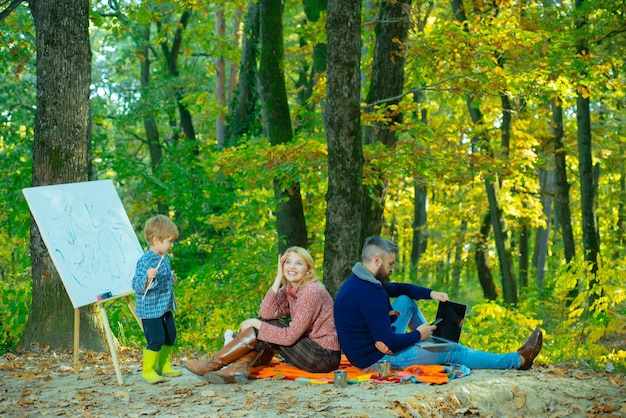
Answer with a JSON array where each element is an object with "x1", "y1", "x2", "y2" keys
[
  {"x1": 258, "y1": 0, "x2": 308, "y2": 252},
  {"x1": 20, "y1": 0, "x2": 107, "y2": 351},
  {"x1": 409, "y1": 4, "x2": 433, "y2": 279},
  {"x1": 519, "y1": 224, "x2": 529, "y2": 288},
  {"x1": 228, "y1": 7, "x2": 243, "y2": 105},
  {"x1": 226, "y1": 0, "x2": 261, "y2": 147},
  {"x1": 295, "y1": 0, "x2": 327, "y2": 128},
  {"x1": 575, "y1": 0, "x2": 600, "y2": 299},
  {"x1": 215, "y1": 7, "x2": 226, "y2": 147},
  {"x1": 534, "y1": 168, "x2": 554, "y2": 291},
  {"x1": 484, "y1": 179, "x2": 518, "y2": 303},
  {"x1": 475, "y1": 213, "x2": 498, "y2": 300},
  {"x1": 360, "y1": 0, "x2": 412, "y2": 241},
  {"x1": 451, "y1": 220, "x2": 467, "y2": 299},
  {"x1": 618, "y1": 154, "x2": 626, "y2": 259},
  {"x1": 159, "y1": 10, "x2": 197, "y2": 148},
  {"x1": 410, "y1": 181, "x2": 428, "y2": 276},
  {"x1": 323, "y1": 0, "x2": 363, "y2": 297},
  {"x1": 495, "y1": 87, "x2": 518, "y2": 304},
  {"x1": 611, "y1": 66, "x2": 625, "y2": 259},
  {"x1": 139, "y1": 26, "x2": 167, "y2": 215},
  {"x1": 552, "y1": 99, "x2": 576, "y2": 266}
]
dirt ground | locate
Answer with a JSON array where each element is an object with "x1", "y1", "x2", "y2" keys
[{"x1": 1, "y1": 345, "x2": 624, "y2": 418}]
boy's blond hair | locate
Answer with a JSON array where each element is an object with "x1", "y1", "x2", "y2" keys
[{"x1": 144, "y1": 215, "x2": 179, "y2": 244}]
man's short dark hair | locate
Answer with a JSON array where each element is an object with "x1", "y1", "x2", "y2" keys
[{"x1": 362, "y1": 236, "x2": 399, "y2": 262}]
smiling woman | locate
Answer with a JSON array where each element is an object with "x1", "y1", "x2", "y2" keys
[{"x1": 183, "y1": 246, "x2": 342, "y2": 384}]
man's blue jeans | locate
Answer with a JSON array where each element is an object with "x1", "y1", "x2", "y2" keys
[{"x1": 383, "y1": 295, "x2": 521, "y2": 370}]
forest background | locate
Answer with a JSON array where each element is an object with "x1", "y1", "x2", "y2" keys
[{"x1": 0, "y1": 0, "x2": 625, "y2": 373}]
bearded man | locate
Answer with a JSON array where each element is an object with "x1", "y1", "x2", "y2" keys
[{"x1": 333, "y1": 236, "x2": 542, "y2": 372}]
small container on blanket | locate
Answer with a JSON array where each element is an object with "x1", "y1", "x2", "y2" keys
[
  {"x1": 333, "y1": 370, "x2": 348, "y2": 388},
  {"x1": 376, "y1": 360, "x2": 392, "y2": 377}
]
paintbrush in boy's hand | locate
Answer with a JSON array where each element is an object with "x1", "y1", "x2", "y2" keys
[{"x1": 143, "y1": 255, "x2": 164, "y2": 299}]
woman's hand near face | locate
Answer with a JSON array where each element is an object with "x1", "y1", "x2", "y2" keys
[{"x1": 271, "y1": 254, "x2": 287, "y2": 293}]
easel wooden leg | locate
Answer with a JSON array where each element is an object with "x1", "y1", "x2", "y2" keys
[
  {"x1": 98, "y1": 302, "x2": 125, "y2": 386},
  {"x1": 74, "y1": 308, "x2": 80, "y2": 373}
]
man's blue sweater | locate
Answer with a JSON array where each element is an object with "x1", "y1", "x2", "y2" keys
[{"x1": 334, "y1": 263, "x2": 432, "y2": 368}]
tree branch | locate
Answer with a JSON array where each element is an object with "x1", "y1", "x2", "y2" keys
[{"x1": 0, "y1": 0, "x2": 26, "y2": 21}]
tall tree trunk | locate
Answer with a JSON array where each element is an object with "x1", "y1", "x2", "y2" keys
[
  {"x1": 360, "y1": 0, "x2": 412, "y2": 240},
  {"x1": 519, "y1": 224, "x2": 529, "y2": 288},
  {"x1": 534, "y1": 168, "x2": 554, "y2": 290},
  {"x1": 484, "y1": 178, "x2": 518, "y2": 303},
  {"x1": 159, "y1": 10, "x2": 197, "y2": 147},
  {"x1": 618, "y1": 157, "x2": 626, "y2": 259},
  {"x1": 451, "y1": 220, "x2": 467, "y2": 299},
  {"x1": 258, "y1": 0, "x2": 307, "y2": 252},
  {"x1": 323, "y1": 0, "x2": 363, "y2": 297},
  {"x1": 409, "y1": 5, "x2": 433, "y2": 277},
  {"x1": 552, "y1": 99, "x2": 576, "y2": 264},
  {"x1": 215, "y1": 7, "x2": 226, "y2": 147},
  {"x1": 139, "y1": 25, "x2": 167, "y2": 215},
  {"x1": 20, "y1": 0, "x2": 106, "y2": 351},
  {"x1": 475, "y1": 213, "x2": 498, "y2": 300},
  {"x1": 228, "y1": 6, "x2": 244, "y2": 105},
  {"x1": 574, "y1": 0, "x2": 600, "y2": 296},
  {"x1": 410, "y1": 181, "x2": 428, "y2": 276},
  {"x1": 226, "y1": 0, "x2": 261, "y2": 146},
  {"x1": 295, "y1": 0, "x2": 327, "y2": 126}
]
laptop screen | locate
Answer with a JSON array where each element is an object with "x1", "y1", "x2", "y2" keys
[{"x1": 432, "y1": 301, "x2": 467, "y2": 343}]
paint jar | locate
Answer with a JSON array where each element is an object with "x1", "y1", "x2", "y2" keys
[
  {"x1": 377, "y1": 359, "x2": 392, "y2": 377},
  {"x1": 333, "y1": 370, "x2": 348, "y2": 388}
]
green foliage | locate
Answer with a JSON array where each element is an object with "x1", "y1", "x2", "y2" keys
[
  {"x1": 0, "y1": 279, "x2": 30, "y2": 353},
  {"x1": 540, "y1": 255, "x2": 626, "y2": 371}
]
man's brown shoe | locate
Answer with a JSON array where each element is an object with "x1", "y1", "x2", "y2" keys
[{"x1": 517, "y1": 327, "x2": 543, "y2": 370}]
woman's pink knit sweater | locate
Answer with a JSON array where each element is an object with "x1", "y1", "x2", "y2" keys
[{"x1": 257, "y1": 282, "x2": 340, "y2": 351}]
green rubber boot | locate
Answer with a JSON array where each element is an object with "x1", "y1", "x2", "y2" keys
[
  {"x1": 142, "y1": 349, "x2": 165, "y2": 384},
  {"x1": 156, "y1": 345, "x2": 182, "y2": 377}
]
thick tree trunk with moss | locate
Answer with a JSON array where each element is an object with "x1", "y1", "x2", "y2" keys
[
  {"x1": 20, "y1": 0, "x2": 107, "y2": 352},
  {"x1": 258, "y1": 0, "x2": 307, "y2": 252},
  {"x1": 360, "y1": 0, "x2": 412, "y2": 241},
  {"x1": 323, "y1": 0, "x2": 362, "y2": 298}
]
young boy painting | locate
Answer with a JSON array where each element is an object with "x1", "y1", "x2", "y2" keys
[{"x1": 132, "y1": 214, "x2": 181, "y2": 384}]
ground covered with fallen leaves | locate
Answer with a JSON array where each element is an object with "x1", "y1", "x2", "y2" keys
[{"x1": 1, "y1": 345, "x2": 624, "y2": 418}]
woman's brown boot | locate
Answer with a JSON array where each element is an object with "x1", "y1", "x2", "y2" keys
[
  {"x1": 183, "y1": 327, "x2": 257, "y2": 376},
  {"x1": 203, "y1": 351, "x2": 259, "y2": 384}
]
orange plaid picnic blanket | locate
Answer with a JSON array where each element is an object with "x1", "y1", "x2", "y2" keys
[{"x1": 250, "y1": 355, "x2": 466, "y2": 385}]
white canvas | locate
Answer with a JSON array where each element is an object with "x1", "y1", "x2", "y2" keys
[{"x1": 22, "y1": 180, "x2": 143, "y2": 308}]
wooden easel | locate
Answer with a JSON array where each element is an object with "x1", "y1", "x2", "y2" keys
[{"x1": 73, "y1": 290, "x2": 142, "y2": 386}]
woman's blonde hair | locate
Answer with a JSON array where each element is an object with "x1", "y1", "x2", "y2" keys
[{"x1": 282, "y1": 246, "x2": 320, "y2": 289}]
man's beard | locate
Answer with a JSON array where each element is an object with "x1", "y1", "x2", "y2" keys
[{"x1": 375, "y1": 268, "x2": 390, "y2": 286}]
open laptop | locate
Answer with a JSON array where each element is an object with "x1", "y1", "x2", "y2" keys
[{"x1": 417, "y1": 301, "x2": 467, "y2": 352}]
